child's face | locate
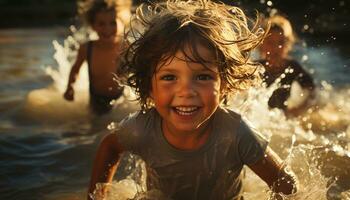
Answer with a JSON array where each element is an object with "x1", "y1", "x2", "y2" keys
[
  {"x1": 259, "y1": 29, "x2": 287, "y2": 60},
  {"x1": 92, "y1": 10, "x2": 117, "y2": 41},
  {"x1": 150, "y1": 44, "x2": 221, "y2": 135}
]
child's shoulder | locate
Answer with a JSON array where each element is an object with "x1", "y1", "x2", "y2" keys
[
  {"x1": 214, "y1": 107, "x2": 266, "y2": 143},
  {"x1": 114, "y1": 109, "x2": 158, "y2": 149},
  {"x1": 118, "y1": 108, "x2": 158, "y2": 131},
  {"x1": 215, "y1": 107, "x2": 242, "y2": 128},
  {"x1": 217, "y1": 107, "x2": 242, "y2": 120}
]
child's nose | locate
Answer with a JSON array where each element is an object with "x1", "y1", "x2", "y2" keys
[{"x1": 176, "y1": 79, "x2": 197, "y2": 98}]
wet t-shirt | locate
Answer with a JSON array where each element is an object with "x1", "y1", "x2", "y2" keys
[
  {"x1": 116, "y1": 107, "x2": 268, "y2": 200},
  {"x1": 261, "y1": 59, "x2": 314, "y2": 110}
]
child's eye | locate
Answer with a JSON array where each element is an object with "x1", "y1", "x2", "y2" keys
[
  {"x1": 160, "y1": 75, "x2": 176, "y2": 81},
  {"x1": 196, "y1": 74, "x2": 213, "y2": 80}
]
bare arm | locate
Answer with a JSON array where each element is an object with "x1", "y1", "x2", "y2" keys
[
  {"x1": 248, "y1": 146, "x2": 298, "y2": 195},
  {"x1": 63, "y1": 44, "x2": 87, "y2": 101},
  {"x1": 87, "y1": 133, "x2": 123, "y2": 200}
]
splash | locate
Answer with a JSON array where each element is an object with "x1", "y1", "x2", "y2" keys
[
  {"x1": 19, "y1": 26, "x2": 96, "y2": 125},
  {"x1": 233, "y1": 82, "x2": 350, "y2": 200},
  {"x1": 90, "y1": 153, "x2": 168, "y2": 200},
  {"x1": 46, "y1": 25, "x2": 97, "y2": 93}
]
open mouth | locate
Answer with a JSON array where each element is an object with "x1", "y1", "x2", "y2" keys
[{"x1": 173, "y1": 106, "x2": 200, "y2": 116}]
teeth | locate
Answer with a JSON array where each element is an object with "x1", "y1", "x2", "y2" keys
[
  {"x1": 174, "y1": 106, "x2": 198, "y2": 116},
  {"x1": 175, "y1": 106, "x2": 198, "y2": 112}
]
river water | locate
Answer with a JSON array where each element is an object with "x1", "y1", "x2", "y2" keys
[{"x1": 0, "y1": 27, "x2": 349, "y2": 200}]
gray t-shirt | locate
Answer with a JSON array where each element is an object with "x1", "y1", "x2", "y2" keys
[{"x1": 116, "y1": 107, "x2": 268, "y2": 200}]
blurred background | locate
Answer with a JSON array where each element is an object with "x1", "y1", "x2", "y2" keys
[{"x1": 0, "y1": 1, "x2": 349, "y2": 200}]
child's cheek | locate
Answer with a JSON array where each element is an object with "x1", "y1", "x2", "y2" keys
[{"x1": 158, "y1": 82, "x2": 174, "y2": 91}]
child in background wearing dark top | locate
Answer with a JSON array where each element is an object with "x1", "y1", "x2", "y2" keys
[
  {"x1": 88, "y1": 1, "x2": 298, "y2": 200},
  {"x1": 259, "y1": 15, "x2": 315, "y2": 114},
  {"x1": 63, "y1": 0, "x2": 124, "y2": 115}
]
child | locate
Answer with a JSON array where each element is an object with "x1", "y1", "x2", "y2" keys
[
  {"x1": 258, "y1": 15, "x2": 315, "y2": 114},
  {"x1": 63, "y1": 0, "x2": 124, "y2": 115},
  {"x1": 88, "y1": 1, "x2": 298, "y2": 199}
]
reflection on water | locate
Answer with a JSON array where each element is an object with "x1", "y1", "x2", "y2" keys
[{"x1": 0, "y1": 26, "x2": 349, "y2": 200}]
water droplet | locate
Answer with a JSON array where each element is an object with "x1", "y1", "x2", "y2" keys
[
  {"x1": 307, "y1": 123, "x2": 312, "y2": 129},
  {"x1": 267, "y1": 1, "x2": 273, "y2": 6},
  {"x1": 302, "y1": 55, "x2": 308, "y2": 62},
  {"x1": 110, "y1": 99, "x2": 116, "y2": 105},
  {"x1": 107, "y1": 122, "x2": 117, "y2": 130}
]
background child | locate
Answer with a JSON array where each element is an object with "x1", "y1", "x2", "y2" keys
[
  {"x1": 88, "y1": 1, "x2": 298, "y2": 199},
  {"x1": 63, "y1": 0, "x2": 124, "y2": 115},
  {"x1": 258, "y1": 14, "x2": 315, "y2": 114}
]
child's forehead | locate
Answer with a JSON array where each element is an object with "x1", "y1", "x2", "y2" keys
[
  {"x1": 184, "y1": 42, "x2": 214, "y2": 58},
  {"x1": 168, "y1": 41, "x2": 215, "y2": 61},
  {"x1": 156, "y1": 45, "x2": 218, "y2": 71}
]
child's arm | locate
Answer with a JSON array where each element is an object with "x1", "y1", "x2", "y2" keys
[
  {"x1": 248, "y1": 146, "x2": 298, "y2": 195},
  {"x1": 63, "y1": 44, "x2": 87, "y2": 101},
  {"x1": 87, "y1": 133, "x2": 123, "y2": 200}
]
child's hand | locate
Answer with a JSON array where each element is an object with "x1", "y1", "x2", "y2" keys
[{"x1": 64, "y1": 87, "x2": 74, "y2": 101}]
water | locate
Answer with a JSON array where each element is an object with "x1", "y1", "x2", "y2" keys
[{"x1": 0, "y1": 27, "x2": 350, "y2": 200}]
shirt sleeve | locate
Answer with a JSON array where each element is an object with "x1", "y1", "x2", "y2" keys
[{"x1": 237, "y1": 119, "x2": 268, "y2": 165}]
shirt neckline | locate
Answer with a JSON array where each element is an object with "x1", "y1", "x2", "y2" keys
[{"x1": 154, "y1": 108, "x2": 222, "y2": 157}]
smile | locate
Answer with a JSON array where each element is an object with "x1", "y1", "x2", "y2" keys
[{"x1": 173, "y1": 106, "x2": 199, "y2": 116}]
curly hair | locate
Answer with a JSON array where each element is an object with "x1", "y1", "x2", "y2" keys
[{"x1": 119, "y1": 0, "x2": 267, "y2": 110}]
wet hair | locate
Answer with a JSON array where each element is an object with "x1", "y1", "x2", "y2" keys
[
  {"x1": 119, "y1": 0, "x2": 267, "y2": 110},
  {"x1": 78, "y1": 0, "x2": 116, "y2": 25},
  {"x1": 267, "y1": 15, "x2": 296, "y2": 53}
]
